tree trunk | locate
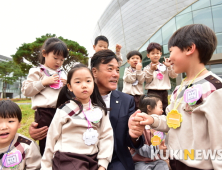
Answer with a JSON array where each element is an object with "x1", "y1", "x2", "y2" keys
[{"x1": 19, "y1": 77, "x2": 22, "y2": 98}]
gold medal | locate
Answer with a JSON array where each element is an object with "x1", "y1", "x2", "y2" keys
[{"x1": 167, "y1": 109, "x2": 183, "y2": 129}]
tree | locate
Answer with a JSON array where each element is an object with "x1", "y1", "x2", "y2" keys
[
  {"x1": 12, "y1": 34, "x2": 88, "y2": 74},
  {"x1": 0, "y1": 61, "x2": 22, "y2": 98}
]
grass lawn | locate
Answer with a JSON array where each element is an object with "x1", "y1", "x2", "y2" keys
[
  {"x1": 17, "y1": 104, "x2": 34, "y2": 139},
  {"x1": 15, "y1": 100, "x2": 31, "y2": 103}
]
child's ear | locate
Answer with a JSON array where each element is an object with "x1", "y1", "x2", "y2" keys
[
  {"x1": 147, "y1": 105, "x2": 152, "y2": 112},
  {"x1": 147, "y1": 53, "x2": 150, "y2": 58},
  {"x1": 67, "y1": 84, "x2": 72, "y2": 92},
  {"x1": 42, "y1": 50, "x2": 47, "y2": 58},
  {"x1": 160, "y1": 52, "x2": 162, "y2": 56},
  {"x1": 186, "y1": 44, "x2": 196, "y2": 55},
  {"x1": 127, "y1": 59, "x2": 130, "y2": 64},
  {"x1": 93, "y1": 45, "x2": 96, "y2": 50},
  {"x1": 91, "y1": 67, "x2": 98, "y2": 78},
  {"x1": 18, "y1": 122, "x2": 21, "y2": 128}
]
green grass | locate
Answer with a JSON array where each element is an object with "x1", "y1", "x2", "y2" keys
[
  {"x1": 17, "y1": 104, "x2": 34, "y2": 139},
  {"x1": 15, "y1": 100, "x2": 31, "y2": 103}
]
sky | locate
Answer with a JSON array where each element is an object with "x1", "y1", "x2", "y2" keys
[{"x1": 0, "y1": 0, "x2": 112, "y2": 58}]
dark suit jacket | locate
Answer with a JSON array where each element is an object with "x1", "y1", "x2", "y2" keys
[{"x1": 109, "y1": 90, "x2": 144, "y2": 170}]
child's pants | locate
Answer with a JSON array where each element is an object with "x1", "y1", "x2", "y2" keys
[
  {"x1": 35, "y1": 108, "x2": 56, "y2": 155},
  {"x1": 135, "y1": 160, "x2": 169, "y2": 170}
]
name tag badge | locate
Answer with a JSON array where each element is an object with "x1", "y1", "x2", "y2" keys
[
  {"x1": 2, "y1": 150, "x2": 22, "y2": 168},
  {"x1": 83, "y1": 128, "x2": 99, "y2": 146},
  {"x1": 157, "y1": 73, "x2": 164, "y2": 80},
  {"x1": 184, "y1": 84, "x2": 202, "y2": 105},
  {"x1": 132, "y1": 80, "x2": 139, "y2": 86},
  {"x1": 85, "y1": 107, "x2": 103, "y2": 123},
  {"x1": 167, "y1": 109, "x2": 183, "y2": 129},
  {"x1": 151, "y1": 135, "x2": 161, "y2": 146},
  {"x1": 157, "y1": 64, "x2": 166, "y2": 72}
]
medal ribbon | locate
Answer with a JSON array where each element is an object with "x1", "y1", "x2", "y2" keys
[
  {"x1": 82, "y1": 100, "x2": 92, "y2": 129},
  {"x1": 173, "y1": 68, "x2": 206, "y2": 110}
]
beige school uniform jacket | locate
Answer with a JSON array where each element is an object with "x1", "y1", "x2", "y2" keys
[
  {"x1": 21, "y1": 66, "x2": 66, "y2": 110},
  {"x1": 150, "y1": 72, "x2": 222, "y2": 169},
  {"x1": 144, "y1": 64, "x2": 177, "y2": 90},
  {"x1": 122, "y1": 66, "x2": 145, "y2": 95},
  {"x1": 41, "y1": 100, "x2": 114, "y2": 170},
  {"x1": 0, "y1": 133, "x2": 41, "y2": 170}
]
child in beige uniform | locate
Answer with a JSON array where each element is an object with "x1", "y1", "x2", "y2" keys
[
  {"x1": 88, "y1": 36, "x2": 123, "y2": 68},
  {"x1": 21, "y1": 37, "x2": 68, "y2": 155},
  {"x1": 144, "y1": 43, "x2": 177, "y2": 115},
  {"x1": 122, "y1": 51, "x2": 144, "y2": 109},
  {"x1": 0, "y1": 100, "x2": 41, "y2": 170},
  {"x1": 41, "y1": 64, "x2": 113, "y2": 170},
  {"x1": 136, "y1": 24, "x2": 222, "y2": 170},
  {"x1": 130, "y1": 94, "x2": 169, "y2": 170}
]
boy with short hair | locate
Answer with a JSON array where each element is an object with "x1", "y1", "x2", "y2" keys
[
  {"x1": 0, "y1": 100, "x2": 41, "y2": 170},
  {"x1": 144, "y1": 42, "x2": 178, "y2": 115},
  {"x1": 88, "y1": 35, "x2": 123, "y2": 68},
  {"x1": 137, "y1": 24, "x2": 222, "y2": 170},
  {"x1": 122, "y1": 50, "x2": 145, "y2": 109}
]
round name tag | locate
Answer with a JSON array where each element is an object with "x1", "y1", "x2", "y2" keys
[
  {"x1": 151, "y1": 135, "x2": 161, "y2": 146},
  {"x1": 83, "y1": 128, "x2": 99, "y2": 146},
  {"x1": 157, "y1": 73, "x2": 164, "y2": 80},
  {"x1": 84, "y1": 107, "x2": 103, "y2": 123},
  {"x1": 166, "y1": 109, "x2": 183, "y2": 129},
  {"x1": 2, "y1": 150, "x2": 22, "y2": 168},
  {"x1": 153, "y1": 131, "x2": 165, "y2": 141},
  {"x1": 132, "y1": 80, "x2": 139, "y2": 86},
  {"x1": 183, "y1": 84, "x2": 202, "y2": 105},
  {"x1": 158, "y1": 64, "x2": 166, "y2": 72}
]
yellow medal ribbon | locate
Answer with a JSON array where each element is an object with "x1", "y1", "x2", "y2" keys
[{"x1": 167, "y1": 68, "x2": 206, "y2": 129}]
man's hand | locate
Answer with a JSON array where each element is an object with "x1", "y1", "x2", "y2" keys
[
  {"x1": 42, "y1": 74, "x2": 59, "y2": 86},
  {"x1": 116, "y1": 44, "x2": 122, "y2": 53},
  {"x1": 135, "y1": 112, "x2": 154, "y2": 126},
  {"x1": 128, "y1": 110, "x2": 145, "y2": 139},
  {"x1": 29, "y1": 122, "x2": 48, "y2": 140},
  {"x1": 136, "y1": 63, "x2": 142, "y2": 71},
  {"x1": 163, "y1": 57, "x2": 171, "y2": 67},
  {"x1": 150, "y1": 63, "x2": 158, "y2": 71}
]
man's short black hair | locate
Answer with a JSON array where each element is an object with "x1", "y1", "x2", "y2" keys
[
  {"x1": 127, "y1": 51, "x2": 142, "y2": 60},
  {"x1": 0, "y1": 100, "x2": 22, "y2": 122},
  {"x1": 168, "y1": 24, "x2": 217, "y2": 65},
  {"x1": 94, "y1": 35, "x2": 109, "y2": 46},
  {"x1": 91, "y1": 49, "x2": 119, "y2": 69}
]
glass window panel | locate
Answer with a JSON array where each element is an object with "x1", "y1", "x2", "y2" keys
[
  {"x1": 210, "y1": 64, "x2": 222, "y2": 78},
  {"x1": 216, "y1": 33, "x2": 222, "y2": 53},
  {"x1": 193, "y1": 7, "x2": 214, "y2": 31},
  {"x1": 176, "y1": 12, "x2": 193, "y2": 29},
  {"x1": 162, "y1": 18, "x2": 176, "y2": 45},
  {"x1": 139, "y1": 40, "x2": 149, "y2": 53},
  {"x1": 212, "y1": 5, "x2": 222, "y2": 33},
  {"x1": 192, "y1": 0, "x2": 211, "y2": 11},
  {"x1": 211, "y1": 0, "x2": 222, "y2": 5},
  {"x1": 163, "y1": 44, "x2": 169, "y2": 55},
  {"x1": 150, "y1": 29, "x2": 163, "y2": 45},
  {"x1": 177, "y1": 6, "x2": 192, "y2": 16}
]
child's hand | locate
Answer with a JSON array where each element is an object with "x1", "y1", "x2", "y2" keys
[
  {"x1": 98, "y1": 166, "x2": 105, "y2": 170},
  {"x1": 136, "y1": 63, "x2": 142, "y2": 70},
  {"x1": 60, "y1": 78, "x2": 67, "y2": 86},
  {"x1": 134, "y1": 112, "x2": 154, "y2": 126},
  {"x1": 159, "y1": 140, "x2": 167, "y2": 156},
  {"x1": 116, "y1": 44, "x2": 122, "y2": 53},
  {"x1": 42, "y1": 74, "x2": 59, "y2": 86},
  {"x1": 150, "y1": 63, "x2": 158, "y2": 71},
  {"x1": 163, "y1": 57, "x2": 171, "y2": 67}
]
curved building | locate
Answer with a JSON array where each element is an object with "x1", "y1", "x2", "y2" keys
[{"x1": 92, "y1": 0, "x2": 222, "y2": 91}]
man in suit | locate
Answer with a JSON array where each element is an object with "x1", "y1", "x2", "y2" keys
[{"x1": 91, "y1": 49, "x2": 144, "y2": 170}]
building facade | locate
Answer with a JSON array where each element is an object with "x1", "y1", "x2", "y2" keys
[{"x1": 92, "y1": 0, "x2": 222, "y2": 92}]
